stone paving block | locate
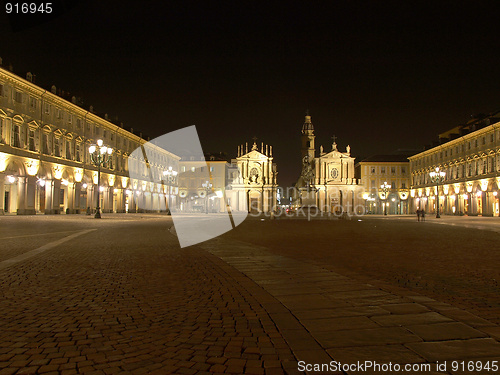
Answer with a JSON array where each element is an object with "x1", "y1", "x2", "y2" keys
[
  {"x1": 347, "y1": 295, "x2": 412, "y2": 306},
  {"x1": 326, "y1": 289, "x2": 392, "y2": 300},
  {"x1": 301, "y1": 316, "x2": 379, "y2": 332},
  {"x1": 314, "y1": 326, "x2": 422, "y2": 348},
  {"x1": 380, "y1": 303, "x2": 431, "y2": 315},
  {"x1": 293, "y1": 306, "x2": 390, "y2": 321},
  {"x1": 291, "y1": 349, "x2": 333, "y2": 364},
  {"x1": 277, "y1": 294, "x2": 339, "y2": 311},
  {"x1": 327, "y1": 343, "x2": 426, "y2": 364},
  {"x1": 406, "y1": 338, "x2": 500, "y2": 361},
  {"x1": 278, "y1": 330, "x2": 323, "y2": 353},
  {"x1": 479, "y1": 326, "x2": 500, "y2": 340},
  {"x1": 16, "y1": 367, "x2": 39, "y2": 374},
  {"x1": 371, "y1": 312, "x2": 454, "y2": 327},
  {"x1": 407, "y1": 322, "x2": 488, "y2": 341},
  {"x1": 439, "y1": 309, "x2": 497, "y2": 327},
  {"x1": 268, "y1": 313, "x2": 304, "y2": 331}
]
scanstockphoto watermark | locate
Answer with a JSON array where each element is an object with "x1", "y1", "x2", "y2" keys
[
  {"x1": 128, "y1": 125, "x2": 369, "y2": 247},
  {"x1": 247, "y1": 186, "x2": 368, "y2": 220},
  {"x1": 297, "y1": 360, "x2": 500, "y2": 373}
]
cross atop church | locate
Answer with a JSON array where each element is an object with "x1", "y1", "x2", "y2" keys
[
  {"x1": 251, "y1": 136, "x2": 258, "y2": 151},
  {"x1": 331, "y1": 135, "x2": 338, "y2": 151}
]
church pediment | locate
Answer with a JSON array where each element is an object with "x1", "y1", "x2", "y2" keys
[
  {"x1": 238, "y1": 150, "x2": 271, "y2": 161},
  {"x1": 321, "y1": 150, "x2": 353, "y2": 160}
]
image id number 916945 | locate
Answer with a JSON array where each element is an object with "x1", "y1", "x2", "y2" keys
[
  {"x1": 5, "y1": 2, "x2": 52, "y2": 14},
  {"x1": 451, "y1": 361, "x2": 498, "y2": 372}
]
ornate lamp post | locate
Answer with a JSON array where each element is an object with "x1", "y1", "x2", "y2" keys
[
  {"x1": 202, "y1": 180, "x2": 212, "y2": 214},
  {"x1": 163, "y1": 166, "x2": 178, "y2": 215},
  {"x1": 429, "y1": 167, "x2": 446, "y2": 218},
  {"x1": 88, "y1": 139, "x2": 112, "y2": 219},
  {"x1": 380, "y1": 181, "x2": 390, "y2": 215}
]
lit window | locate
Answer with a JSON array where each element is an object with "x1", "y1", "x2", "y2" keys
[
  {"x1": 54, "y1": 138, "x2": 60, "y2": 157},
  {"x1": 28, "y1": 130, "x2": 35, "y2": 151},
  {"x1": 14, "y1": 91, "x2": 22, "y2": 103},
  {"x1": 12, "y1": 124, "x2": 20, "y2": 148},
  {"x1": 66, "y1": 140, "x2": 72, "y2": 159}
]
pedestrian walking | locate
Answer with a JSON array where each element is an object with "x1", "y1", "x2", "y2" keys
[
  {"x1": 417, "y1": 209, "x2": 421, "y2": 221},
  {"x1": 421, "y1": 209, "x2": 425, "y2": 221}
]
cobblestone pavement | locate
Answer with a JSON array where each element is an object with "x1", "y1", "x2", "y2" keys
[
  {"x1": 0, "y1": 215, "x2": 302, "y2": 375},
  {"x1": 223, "y1": 215, "x2": 500, "y2": 326},
  {"x1": 201, "y1": 217, "x2": 500, "y2": 375},
  {"x1": 0, "y1": 214, "x2": 499, "y2": 374}
]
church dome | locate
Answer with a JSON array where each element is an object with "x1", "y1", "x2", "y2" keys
[{"x1": 301, "y1": 115, "x2": 314, "y2": 133}]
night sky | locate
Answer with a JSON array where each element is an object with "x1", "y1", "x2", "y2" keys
[{"x1": 1, "y1": 1, "x2": 500, "y2": 187}]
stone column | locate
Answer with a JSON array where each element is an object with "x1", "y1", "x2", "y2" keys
[
  {"x1": 87, "y1": 185, "x2": 95, "y2": 214},
  {"x1": 74, "y1": 182, "x2": 82, "y2": 213},
  {"x1": 44, "y1": 179, "x2": 61, "y2": 214},
  {"x1": 0, "y1": 173, "x2": 5, "y2": 214},
  {"x1": 116, "y1": 189, "x2": 125, "y2": 213},
  {"x1": 44, "y1": 180, "x2": 53, "y2": 214},
  {"x1": 102, "y1": 187, "x2": 110, "y2": 213},
  {"x1": 25, "y1": 176, "x2": 36, "y2": 214},
  {"x1": 67, "y1": 183, "x2": 76, "y2": 214},
  {"x1": 53, "y1": 179, "x2": 61, "y2": 214},
  {"x1": 16, "y1": 176, "x2": 27, "y2": 214}
]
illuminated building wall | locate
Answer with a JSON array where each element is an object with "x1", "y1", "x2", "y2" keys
[
  {"x1": 409, "y1": 113, "x2": 500, "y2": 216},
  {"x1": 0, "y1": 65, "x2": 179, "y2": 214},
  {"x1": 355, "y1": 156, "x2": 410, "y2": 215}
]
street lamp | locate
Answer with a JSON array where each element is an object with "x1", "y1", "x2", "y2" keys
[
  {"x1": 163, "y1": 166, "x2": 178, "y2": 215},
  {"x1": 88, "y1": 139, "x2": 112, "y2": 218},
  {"x1": 202, "y1": 180, "x2": 212, "y2": 214},
  {"x1": 429, "y1": 167, "x2": 446, "y2": 218},
  {"x1": 380, "y1": 181, "x2": 390, "y2": 215}
]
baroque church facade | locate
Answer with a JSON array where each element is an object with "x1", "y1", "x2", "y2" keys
[
  {"x1": 229, "y1": 141, "x2": 277, "y2": 213},
  {"x1": 294, "y1": 114, "x2": 363, "y2": 214}
]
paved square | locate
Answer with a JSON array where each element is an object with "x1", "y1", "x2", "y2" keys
[{"x1": 0, "y1": 214, "x2": 498, "y2": 374}]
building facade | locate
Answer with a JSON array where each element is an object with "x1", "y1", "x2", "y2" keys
[
  {"x1": 230, "y1": 141, "x2": 277, "y2": 213},
  {"x1": 177, "y1": 154, "x2": 237, "y2": 213},
  {"x1": 355, "y1": 155, "x2": 411, "y2": 215},
  {"x1": 409, "y1": 113, "x2": 500, "y2": 216},
  {"x1": 0, "y1": 65, "x2": 179, "y2": 215},
  {"x1": 295, "y1": 114, "x2": 363, "y2": 214}
]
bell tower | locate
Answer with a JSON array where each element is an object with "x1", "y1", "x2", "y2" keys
[{"x1": 301, "y1": 112, "x2": 315, "y2": 161}]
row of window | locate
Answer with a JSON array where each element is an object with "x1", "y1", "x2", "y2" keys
[
  {"x1": 412, "y1": 156, "x2": 500, "y2": 185},
  {"x1": 0, "y1": 83, "x2": 140, "y2": 152},
  {"x1": 370, "y1": 166, "x2": 407, "y2": 174},
  {"x1": 180, "y1": 166, "x2": 216, "y2": 173},
  {"x1": 0, "y1": 117, "x2": 140, "y2": 154},
  {"x1": 370, "y1": 181, "x2": 407, "y2": 189},
  {"x1": 413, "y1": 130, "x2": 500, "y2": 167}
]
